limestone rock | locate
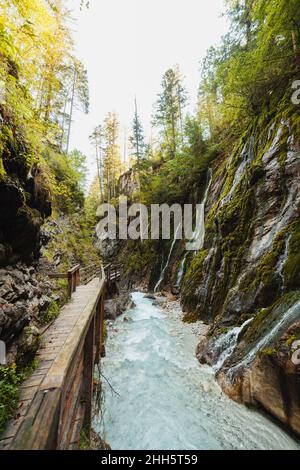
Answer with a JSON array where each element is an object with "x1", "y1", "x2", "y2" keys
[{"x1": 104, "y1": 294, "x2": 135, "y2": 320}]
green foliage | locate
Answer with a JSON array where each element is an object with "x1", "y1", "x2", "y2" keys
[
  {"x1": 103, "y1": 112, "x2": 123, "y2": 200},
  {"x1": 102, "y1": 321, "x2": 107, "y2": 343},
  {"x1": 130, "y1": 99, "x2": 146, "y2": 164},
  {"x1": 41, "y1": 210, "x2": 100, "y2": 289},
  {"x1": 153, "y1": 66, "x2": 187, "y2": 158},
  {"x1": 79, "y1": 429, "x2": 91, "y2": 450},
  {"x1": 261, "y1": 347, "x2": 276, "y2": 357},
  {"x1": 0, "y1": 0, "x2": 90, "y2": 226},
  {"x1": 0, "y1": 158, "x2": 5, "y2": 179},
  {"x1": 182, "y1": 311, "x2": 199, "y2": 324},
  {"x1": 198, "y1": 0, "x2": 300, "y2": 135},
  {"x1": 85, "y1": 178, "x2": 102, "y2": 232},
  {"x1": 122, "y1": 240, "x2": 157, "y2": 277},
  {"x1": 181, "y1": 250, "x2": 208, "y2": 312},
  {"x1": 0, "y1": 364, "x2": 21, "y2": 434},
  {"x1": 142, "y1": 119, "x2": 219, "y2": 205},
  {"x1": 40, "y1": 300, "x2": 60, "y2": 326},
  {"x1": 43, "y1": 148, "x2": 86, "y2": 212}
]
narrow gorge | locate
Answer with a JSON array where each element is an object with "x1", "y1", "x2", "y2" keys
[
  {"x1": 1, "y1": 0, "x2": 300, "y2": 453},
  {"x1": 98, "y1": 108, "x2": 300, "y2": 447}
]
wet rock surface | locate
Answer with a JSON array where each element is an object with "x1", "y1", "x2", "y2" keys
[
  {"x1": 104, "y1": 294, "x2": 135, "y2": 320},
  {"x1": 0, "y1": 170, "x2": 51, "y2": 266},
  {"x1": 0, "y1": 262, "x2": 57, "y2": 363}
]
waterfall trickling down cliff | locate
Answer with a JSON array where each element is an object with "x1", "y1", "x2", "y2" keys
[
  {"x1": 186, "y1": 168, "x2": 212, "y2": 252},
  {"x1": 276, "y1": 235, "x2": 290, "y2": 291},
  {"x1": 175, "y1": 253, "x2": 188, "y2": 287},
  {"x1": 228, "y1": 299, "x2": 300, "y2": 379},
  {"x1": 212, "y1": 318, "x2": 253, "y2": 372},
  {"x1": 154, "y1": 224, "x2": 182, "y2": 293},
  {"x1": 154, "y1": 168, "x2": 212, "y2": 292}
]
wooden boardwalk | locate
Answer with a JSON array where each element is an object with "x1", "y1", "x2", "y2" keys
[{"x1": 0, "y1": 274, "x2": 106, "y2": 450}]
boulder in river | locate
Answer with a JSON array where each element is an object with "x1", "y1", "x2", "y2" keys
[
  {"x1": 104, "y1": 294, "x2": 135, "y2": 320},
  {"x1": 143, "y1": 294, "x2": 156, "y2": 300}
]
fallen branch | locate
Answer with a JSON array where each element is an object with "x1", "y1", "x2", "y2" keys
[{"x1": 97, "y1": 364, "x2": 121, "y2": 397}]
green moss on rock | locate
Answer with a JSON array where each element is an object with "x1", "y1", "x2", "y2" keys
[
  {"x1": 182, "y1": 311, "x2": 199, "y2": 323},
  {"x1": 181, "y1": 249, "x2": 208, "y2": 311},
  {"x1": 284, "y1": 219, "x2": 300, "y2": 290}
]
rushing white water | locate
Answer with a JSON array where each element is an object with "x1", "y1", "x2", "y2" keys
[
  {"x1": 175, "y1": 253, "x2": 188, "y2": 287},
  {"x1": 229, "y1": 299, "x2": 300, "y2": 378},
  {"x1": 154, "y1": 224, "x2": 181, "y2": 292},
  {"x1": 94, "y1": 293, "x2": 300, "y2": 450},
  {"x1": 213, "y1": 318, "x2": 253, "y2": 372}
]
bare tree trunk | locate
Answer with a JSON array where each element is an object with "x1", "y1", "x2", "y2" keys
[
  {"x1": 177, "y1": 84, "x2": 183, "y2": 142},
  {"x1": 171, "y1": 112, "x2": 176, "y2": 157},
  {"x1": 35, "y1": 76, "x2": 45, "y2": 116},
  {"x1": 60, "y1": 97, "x2": 68, "y2": 151},
  {"x1": 98, "y1": 133, "x2": 104, "y2": 202},
  {"x1": 123, "y1": 127, "x2": 127, "y2": 167},
  {"x1": 135, "y1": 97, "x2": 141, "y2": 199},
  {"x1": 206, "y1": 95, "x2": 214, "y2": 141},
  {"x1": 95, "y1": 137, "x2": 104, "y2": 202},
  {"x1": 66, "y1": 67, "x2": 77, "y2": 154},
  {"x1": 44, "y1": 83, "x2": 53, "y2": 123}
]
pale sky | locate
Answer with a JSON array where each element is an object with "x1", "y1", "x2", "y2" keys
[{"x1": 67, "y1": 0, "x2": 229, "y2": 184}]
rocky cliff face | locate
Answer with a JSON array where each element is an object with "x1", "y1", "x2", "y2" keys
[
  {"x1": 0, "y1": 102, "x2": 56, "y2": 367},
  {"x1": 181, "y1": 106, "x2": 300, "y2": 436},
  {"x1": 118, "y1": 168, "x2": 139, "y2": 198},
  {"x1": 0, "y1": 119, "x2": 51, "y2": 267}
]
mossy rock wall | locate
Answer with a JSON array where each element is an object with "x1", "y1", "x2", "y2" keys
[{"x1": 182, "y1": 105, "x2": 300, "y2": 331}]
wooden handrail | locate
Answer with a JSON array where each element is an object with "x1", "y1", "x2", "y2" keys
[
  {"x1": 104, "y1": 264, "x2": 120, "y2": 283},
  {"x1": 49, "y1": 264, "x2": 103, "y2": 297},
  {"x1": 10, "y1": 276, "x2": 106, "y2": 450},
  {"x1": 79, "y1": 263, "x2": 102, "y2": 285}
]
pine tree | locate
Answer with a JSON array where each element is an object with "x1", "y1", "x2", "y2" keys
[
  {"x1": 153, "y1": 66, "x2": 187, "y2": 158},
  {"x1": 89, "y1": 125, "x2": 104, "y2": 202},
  {"x1": 103, "y1": 112, "x2": 122, "y2": 201},
  {"x1": 129, "y1": 98, "x2": 146, "y2": 196},
  {"x1": 65, "y1": 60, "x2": 89, "y2": 153},
  {"x1": 130, "y1": 98, "x2": 145, "y2": 164}
]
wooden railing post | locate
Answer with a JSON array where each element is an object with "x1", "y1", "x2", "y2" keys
[
  {"x1": 76, "y1": 268, "x2": 80, "y2": 287},
  {"x1": 67, "y1": 270, "x2": 73, "y2": 299},
  {"x1": 66, "y1": 265, "x2": 81, "y2": 298},
  {"x1": 95, "y1": 296, "x2": 101, "y2": 365},
  {"x1": 82, "y1": 316, "x2": 95, "y2": 436},
  {"x1": 100, "y1": 289, "x2": 106, "y2": 357}
]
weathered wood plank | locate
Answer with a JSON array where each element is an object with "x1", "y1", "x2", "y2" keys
[
  {"x1": 69, "y1": 402, "x2": 85, "y2": 447},
  {"x1": 21, "y1": 375, "x2": 43, "y2": 388},
  {"x1": 0, "y1": 415, "x2": 24, "y2": 439},
  {"x1": 19, "y1": 385, "x2": 39, "y2": 401},
  {"x1": 11, "y1": 390, "x2": 61, "y2": 450},
  {"x1": 15, "y1": 399, "x2": 32, "y2": 417},
  {"x1": 82, "y1": 316, "x2": 95, "y2": 434}
]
